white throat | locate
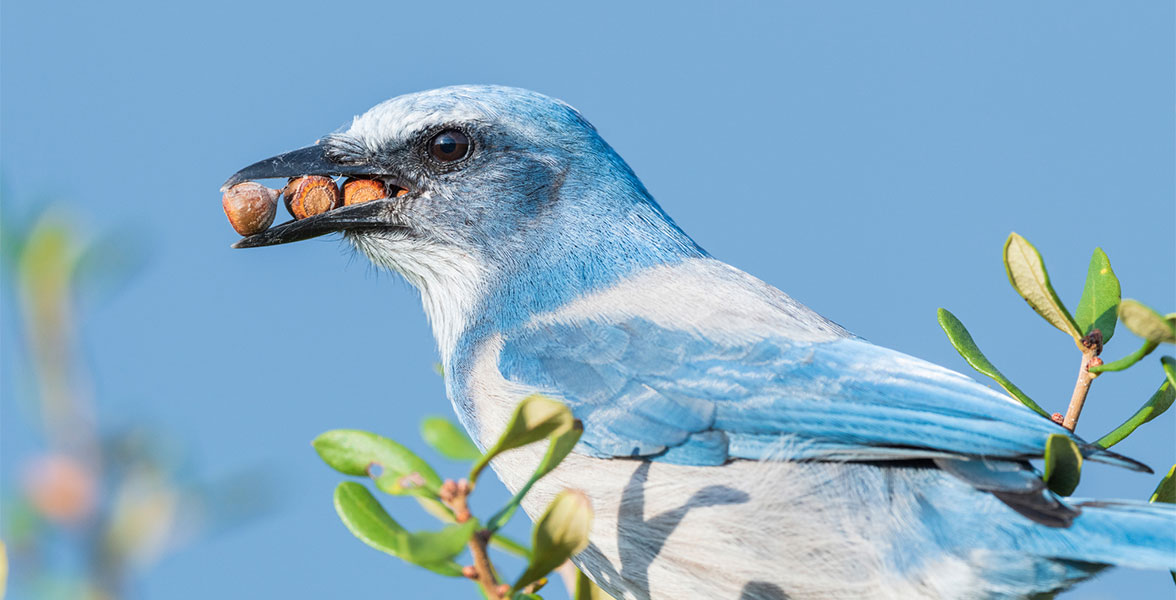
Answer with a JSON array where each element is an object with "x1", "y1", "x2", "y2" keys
[{"x1": 348, "y1": 232, "x2": 487, "y2": 365}]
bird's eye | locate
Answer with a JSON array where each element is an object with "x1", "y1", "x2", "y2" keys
[{"x1": 428, "y1": 129, "x2": 471, "y2": 163}]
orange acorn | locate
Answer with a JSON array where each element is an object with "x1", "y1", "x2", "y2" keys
[
  {"x1": 284, "y1": 176, "x2": 341, "y2": 220},
  {"x1": 342, "y1": 178, "x2": 388, "y2": 206}
]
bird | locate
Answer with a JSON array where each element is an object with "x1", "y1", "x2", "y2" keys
[{"x1": 224, "y1": 85, "x2": 1175, "y2": 600}]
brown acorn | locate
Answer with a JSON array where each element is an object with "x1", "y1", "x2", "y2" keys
[
  {"x1": 222, "y1": 182, "x2": 279, "y2": 236},
  {"x1": 284, "y1": 176, "x2": 341, "y2": 220},
  {"x1": 342, "y1": 178, "x2": 388, "y2": 206}
]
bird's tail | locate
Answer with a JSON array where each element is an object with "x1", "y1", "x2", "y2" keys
[
  {"x1": 969, "y1": 497, "x2": 1175, "y2": 598},
  {"x1": 1054, "y1": 498, "x2": 1176, "y2": 570}
]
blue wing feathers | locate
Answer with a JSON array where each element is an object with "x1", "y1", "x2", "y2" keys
[{"x1": 499, "y1": 316, "x2": 1124, "y2": 469}]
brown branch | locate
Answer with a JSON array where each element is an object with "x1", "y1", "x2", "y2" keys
[
  {"x1": 442, "y1": 479, "x2": 504, "y2": 600},
  {"x1": 1062, "y1": 331, "x2": 1103, "y2": 431},
  {"x1": 469, "y1": 529, "x2": 509, "y2": 600}
]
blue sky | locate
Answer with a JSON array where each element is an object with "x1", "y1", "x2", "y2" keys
[{"x1": 2, "y1": 1, "x2": 1173, "y2": 599}]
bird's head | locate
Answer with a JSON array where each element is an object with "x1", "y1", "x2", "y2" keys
[{"x1": 225, "y1": 85, "x2": 702, "y2": 356}]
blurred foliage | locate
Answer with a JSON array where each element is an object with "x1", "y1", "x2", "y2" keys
[
  {"x1": 316, "y1": 397, "x2": 609, "y2": 599},
  {"x1": 939, "y1": 233, "x2": 1174, "y2": 556},
  {"x1": 1, "y1": 202, "x2": 273, "y2": 599}
]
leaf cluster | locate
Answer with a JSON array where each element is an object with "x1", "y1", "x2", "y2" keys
[
  {"x1": 314, "y1": 395, "x2": 606, "y2": 599},
  {"x1": 938, "y1": 233, "x2": 1174, "y2": 501}
]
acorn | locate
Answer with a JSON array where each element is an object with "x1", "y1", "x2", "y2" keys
[
  {"x1": 284, "y1": 175, "x2": 341, "y2": 220},
  {"x1": 222, "y1": 182, "x2": 279, "y2": 236},
  {"x1": 342, "y1": 178, "x2": 388, "y2": 206}
]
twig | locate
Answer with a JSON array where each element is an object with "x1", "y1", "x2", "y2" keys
[
  {"x1": 442, "y1": 479, "x2": 505, "y2": 600},
  {"x1": 469, "y1": 529, "x2": 505, "y2": 600},
  {"x1": 1062, "y1": 331, "x2": 1103, "y2": 431}
]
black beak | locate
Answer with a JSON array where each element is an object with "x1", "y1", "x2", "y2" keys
[
  {"x1": 232, "y1": 199, "x2": 402, "y2": 248},
  {"x1": 221, "y1": 143, "x2": 382, "y2": 192},
  {"x1": 225, "y1": 143, "x2": 404, "y2": 249}
]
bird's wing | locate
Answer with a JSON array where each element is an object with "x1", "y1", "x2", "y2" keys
[{"x1": 498, "y1": 315, "x2": 1134, "y2": 470}]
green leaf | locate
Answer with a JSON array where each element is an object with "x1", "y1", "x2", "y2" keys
[
  {"x1": 936, "y1": 309, "x2": 1050, "y2": 417},
  {"x1": 470, "y1": 395, "x2": 575, "y2": 483},
  {"x1": 511, "y1": 490, "x2": 593, "y2": 594},
  {"x1": 575, "y1": 570, "x2": 610, "y2": 600},
  {"x1": 332, "y1": 482, "x2": 471, "y2": 576},
  {"x1": 490, "y1": 533, "x2": 531, "y2": 559},
  {"x1": 1166, "y1": 356, "x2": 1176, "y2": 389},
  {"x1": 415, "y1": 497, "x2": 457, "y2": 522},
  {"x1": 313, "y1": 430, "x2": 442, "y2": 498},
  {"x1": 421, "y1": 416, "x2": 483, "y2": 461},
  {"x1": 1003, "y1": 233, "x2": 1081, "y2": 342},
  {"x1": 1043, "y1": 434, "x2": 1083, "y2": 496},
  {"x1": 1074, "y1": 248, "x2": 1120, "y2": 343},
  {"x1": 1150, "y1": 465, "x2": 1175, "y2": 504},
  {"x1": 1118, "y1": 300, "x2": 1176, "y2": 344},
  {"x1": 1094, "y1": 376, "x2": 1175, "y2": 448},
  {"x1": 488, "y1": 422, "x2": 584, "y2": 533}
]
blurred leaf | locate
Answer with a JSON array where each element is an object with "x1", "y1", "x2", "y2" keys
[
  {"x1": 18, "y1": 215, "x2": 80, "y2": 308},
  {"x1": 514, "y1": 595, "x2": 543, "y2": 600},
  {"x1": 314, "y1": 430, "x2": 441, "y2": 498},
  {"x1": 1150, "y1": 465, "x2": 1175, "y2": 504},
  {"x1": 102, "y1": 470, "x2": 179, "y2": 569},
  {"x1": 488, "y1": 423, "x2": 584, "y2": 533},
  {"x1": 1074, "y1": 248, "x2": 1120, "y2": 343},
  {"x1": 470, "y1": 395, "x2": 575, "y2": 483},
  {"x1": 936, "y1": 309, "x2": 1050, "y2": 417},
  {"x1": 1003, "y1": 233, "x2": 1081, "y2": 342},
  {"x1": 415, "y1": 497, "x2": 457, "y2": 522},
  {"x1": 490, "y1": 533, "x2": 531, "y2": 559},
  {"x1": 0, "y1": 205, "x2": 29, "y2": 273},
  {"x1": 332, "y1": 482, "x2": 469, "y2": 576},
  {"x1": 401, "y1": 522, "x2": 477, "y2": 568},
  {"x1": 512, "y1": 490, "x2": 593, "y2": 594},
  {"x1": 421, "y1": 417, "x2": 482, "y2": 462},
  {"x1": 2, "y1": 497, "x2": 44, "y2": 547},
  {"x1": 1, "y1": 539, "x2": 7, "y2": 600},
  {"x1": 1095, "y1": 376, "x2": 1175, "y2": 448},
  {"x1": 1118, "y1": 300, "x2": 1176, "y2": 344},
  {"x1": 1043, "y1": 434, "x2": 1083, "y2": 496},
  {"x1": 576, "y1": 569, "x2": 610, "y2": 600}
]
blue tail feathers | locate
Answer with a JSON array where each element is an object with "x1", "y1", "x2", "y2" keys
[{"x1": 1059, "y1": 499, "x2": 1176, "y2": 570}]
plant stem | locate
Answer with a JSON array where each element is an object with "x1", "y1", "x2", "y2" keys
[
  {"x1": 469, "y1": 529, "x2": 503, "y2": 600},
  {"x1": 441, "y1": 479, "x2": 504, "y2": 600},
  {"x1": 1063, "y1": 333, "x2": 1103, "y2": 431}
]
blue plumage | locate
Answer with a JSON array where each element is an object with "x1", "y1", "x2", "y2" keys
[
  {"x1": 230, "y1": 85, "x2": 1176, "y2": 599},
  {"x1": 500, "y1": 317, "x2": 1122, "y2": 468}
]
